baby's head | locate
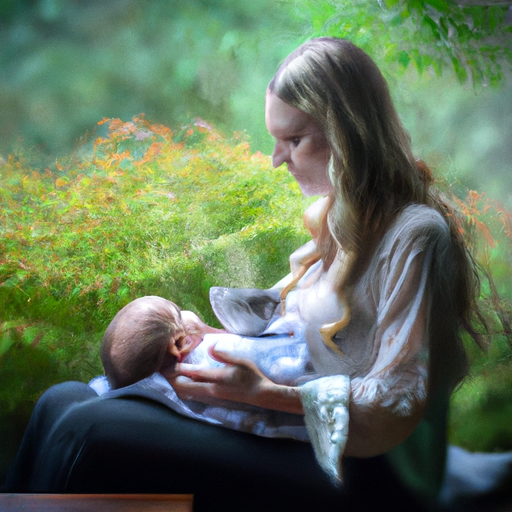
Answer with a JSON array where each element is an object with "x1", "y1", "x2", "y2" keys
[{"x1": 101, "y1": 295, "x2": 201, "y2": 390}]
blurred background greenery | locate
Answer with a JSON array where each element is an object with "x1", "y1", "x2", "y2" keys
[
  {"x1": 0, "y1": 0, "x2": 300, "y2": 159},
  {"x1": 1, "y1": 0, "x2": 511, "y2": 206},
  {"x1": 1, "y1": 0, "x2": 511, "y2": 486}
]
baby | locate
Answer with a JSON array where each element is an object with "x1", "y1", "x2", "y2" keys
[
  {"x1": 100, "y1": 295, "x2": 223, "y2": 390},
  {"x1": 91, "y1": 295, "x2": 314, "y2": 441}
]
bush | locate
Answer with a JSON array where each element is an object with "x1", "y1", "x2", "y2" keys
[{"x1": 0, "y1": 116, "x2": 312, "y2": 454}]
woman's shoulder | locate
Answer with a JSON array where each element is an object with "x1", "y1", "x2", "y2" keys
[
  {"x1": 398, "y1": 203, "x2": 447, "y2": 227},
  {"x1": 382, "y1": 203, "x2": 451, "y2": 252},
  {"x1": 393, "y1": 203, "x2": 449, "y2": 236}
]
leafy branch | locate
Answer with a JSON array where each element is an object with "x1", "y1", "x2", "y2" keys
[
  {"x1": 450, "y1": 189, "x2": 512, "y2": 338},
  {"x1": 293, "y1": 0, "x2": 512, "y2": 86}
]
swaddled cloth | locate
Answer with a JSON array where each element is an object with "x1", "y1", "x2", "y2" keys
[{"x1": 90, "y1": 311, "x2": 317, "y2": 441}]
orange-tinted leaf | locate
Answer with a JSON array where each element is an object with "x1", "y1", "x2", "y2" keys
[{"x1": 473, "y1": 218, "x2": 496, "y2": 248}]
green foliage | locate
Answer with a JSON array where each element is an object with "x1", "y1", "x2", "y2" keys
[
  {"x1": 293, "y1": 0, "x2": 512, "y2": 87},
  {"x1": 392, "y1": 72, "x2": 512, "y2": 210},
  {"x1": 445, "y1": 189, "x2": 512, "y2": 451},
  {"x1": 0, "y1": 116, "x2": 311, "y2": 419},
  {"x1": 450, "y1": 333, "x2": 512, "y2": 451}
]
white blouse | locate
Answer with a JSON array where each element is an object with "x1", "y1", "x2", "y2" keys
[
  {"x1": 296, "y1": 203, "x2": 450, "y2": 414},
  {"x1": 283, "y1": 203, "x2": 455, "y2": 485}
]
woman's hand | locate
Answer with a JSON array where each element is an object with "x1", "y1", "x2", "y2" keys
[{"x1": 163, "y1": 348, "x2": 304, "y2": 415}]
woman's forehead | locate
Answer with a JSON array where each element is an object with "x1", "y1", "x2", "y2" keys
[{"x1": 265, "y1": 91, "x2": 312, "y2": 137}]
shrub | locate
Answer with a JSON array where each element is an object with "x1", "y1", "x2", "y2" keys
[{"x1": 0, "y1": 115, "x2": 311, "y2": 417}]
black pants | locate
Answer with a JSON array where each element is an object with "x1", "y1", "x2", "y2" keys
[{"x1": 3, "y1": 382, "x2": 425, "y2": 512}]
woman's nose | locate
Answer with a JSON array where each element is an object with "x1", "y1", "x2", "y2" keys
[{"x1": 271, "y1": 142, "x2": 287, "y2": 168}]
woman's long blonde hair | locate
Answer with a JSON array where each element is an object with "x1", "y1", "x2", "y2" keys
[{"x1": 269, "y1": 38, "x2": 485, "y2": 389}]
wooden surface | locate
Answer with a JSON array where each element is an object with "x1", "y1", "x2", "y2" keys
[{"x1": 0, "y1": 494, "x2": 194, "y2": 512}]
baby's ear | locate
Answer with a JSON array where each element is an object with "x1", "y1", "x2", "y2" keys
[
  {"x1": 168, "y1": 335, "x2": 183, "y2": 361},
  {"x1": 168, "y1": 334, "x2": 194, "y2": 362}
]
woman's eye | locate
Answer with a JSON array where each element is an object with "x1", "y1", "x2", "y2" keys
[{"x1": 291, "y1": 137, "x2": 300, "y2": 147}]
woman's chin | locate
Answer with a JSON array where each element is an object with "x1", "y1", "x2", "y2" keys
[{"x1": 300, "y1": 186, "x2": 332, "y2": 198}]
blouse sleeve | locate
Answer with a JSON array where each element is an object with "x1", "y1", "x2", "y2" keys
[{"x1": 350, "y1": 208, "x2": 452, "y2": 417}]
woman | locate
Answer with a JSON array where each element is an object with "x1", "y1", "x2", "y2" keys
[
  {"x1": 3, "y1": 38, "x2": 486, "y2": 510},
  {"x1": 168, "y1": 36, "x2": 484, "y2": 502}
]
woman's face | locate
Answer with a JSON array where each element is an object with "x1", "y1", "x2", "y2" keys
[{"x1": 265, "y1": 90, "x2": 332, "y2": 197}]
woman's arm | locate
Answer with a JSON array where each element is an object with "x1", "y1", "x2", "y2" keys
[
  {"x1": 167, "y1": 356, "x2": 424, "y2": 458},
  {"x1": 164, "y1": 348, "x2": 304, "y2": 415},
  {"x1": 342, "y1": 209, "x2": 452, "y2": 457}
]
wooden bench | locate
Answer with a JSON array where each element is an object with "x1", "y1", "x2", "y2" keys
[{"x1": 0, "y1": 494, "x2": 194, "y2": 511}]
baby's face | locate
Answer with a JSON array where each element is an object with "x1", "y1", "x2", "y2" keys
[
  {"x1": 179, "y1": 310, "x2": 225, "y2": 356},
  {"x1": 180, "y1": 310, "x2": 208, "y2": 352}
]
